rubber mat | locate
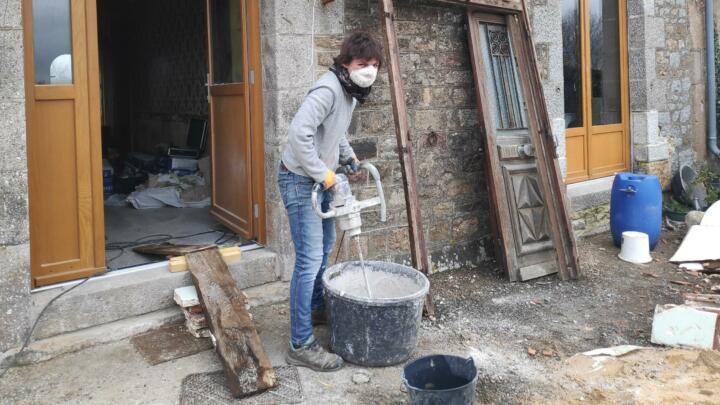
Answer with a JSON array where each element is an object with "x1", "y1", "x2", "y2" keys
[{"x1": 179, "y1": 366, "x2": 303, "y2": 405}]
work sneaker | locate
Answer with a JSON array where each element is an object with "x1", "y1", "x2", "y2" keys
[
  {"x1": 311, "y1": 309, "x2": 327, "y2": 326},
  {"x1": 285, "y1": 340, "x2": 343, "y2": 372}
]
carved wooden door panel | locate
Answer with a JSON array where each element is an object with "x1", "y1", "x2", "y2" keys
[{"x1": 468, "y1": 13, "x2": 558, "y2": 281}]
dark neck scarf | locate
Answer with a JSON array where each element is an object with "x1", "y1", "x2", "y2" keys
[{"x1": 329, "y1": 63, "x2": 371, "y2": 104}]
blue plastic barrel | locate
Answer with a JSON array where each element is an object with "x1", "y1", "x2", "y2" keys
[{"x1": 610, "y1": 173, "x2": 662, "y2": 250}]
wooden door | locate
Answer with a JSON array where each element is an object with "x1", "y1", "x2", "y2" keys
[
  {"x1": 206, "y1": 0, "x2": 264, "y2": 240},
  {"x1": 563, "y1": 0, "x2": 630, "y2": 183},
  {"x1": 467, "y1": 12, "x2": 561, "y2": 281},
  {"x1": 23, "y1": 0, "x2": 105, "y2": 287}
]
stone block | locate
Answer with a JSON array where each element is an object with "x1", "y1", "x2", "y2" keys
[
  {"x1": 0, "y1": 101, "x2": 27, "y2": 171},
  {"x1": 273, "y1": 35, "x2": 314, "y2": 88},
  {"x1": 628, "y1": 47, "x2": 655, "y2": 81},
  {"x1": 273, "y1": 88, "x2": 308, "y2": 139},
  {"x1": 349, "y1": 138, "x2": 377, "y2": 160},
  {"x1": 0, "y1": 243, "x2": 31, "y2": 352},
  {"x1": 634, "y1": 141, "x2": 670, "y2": 162},
  {"x1": 551, "y1": 117, "x2": 566, "y2": 157},
  {"x1": 0, "y1": 191, "x2": 28, "y2": 245},
  {"x1": 273, "y1": 0, "x2": 343, "y2": 35},
  {"x1": 636, "y1": 160, "x2": 672, "y2": 190},
  {"x1": 627, "y1": 0, "x2": 654, "y2": 17},
  {"x1": 0, "y1": 0, "x2": 22, "y2": 29},
  {"x1": 629, "y1": 79, "x2": 651, "y2": 111},
  {"x1": 530, "y1": 8, "x2": 561, "y2": 44},
  {"x1": 631, "y1": 110, "x2": 660, "y2": 144},
  {"x1": 0, "y1": 29, "x2": 25, "y2": 100},
  {"x1": 646, "y1": 17, "x2": 666, "y2": 49}
]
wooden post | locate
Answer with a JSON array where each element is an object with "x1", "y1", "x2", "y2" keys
[
  {"x1": 186, "y1": 248, "x2": 276, "y2": 397},
  {"x1": 378, "y1": 0, "x2": 435, "y2": 316}
]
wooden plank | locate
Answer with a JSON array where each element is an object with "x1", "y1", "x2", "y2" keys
[
  {"x1": 434, "y1": 0, "x2": 523, "y2": 12},
  {"x1": 684, "y1": 293, "x2": 720, "y2": 307},
  {"x1": 133, "y1": 243, "x2": 216, "y2": 257},
  {"x1": 378, "y1": 0, "x2": 435, "y2": 316},
  {"x1": 186, "y1": 248, "x2": 275, "y2": 397},
  {"x1": 169, "y1": 246, "x2": 242, "y2": 273}
]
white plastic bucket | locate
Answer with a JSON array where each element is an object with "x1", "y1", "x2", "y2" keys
[{"x1": 618, "y1": 231, "x2": 652, "y2": 264}]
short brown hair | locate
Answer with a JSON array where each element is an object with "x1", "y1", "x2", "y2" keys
[{"x1": 333, "y1": 32, "x2": 384, "y2": 68}]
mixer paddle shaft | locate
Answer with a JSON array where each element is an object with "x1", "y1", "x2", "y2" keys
[{"x1": 354, "y1": 236, "x2": 373, "y2": 299}]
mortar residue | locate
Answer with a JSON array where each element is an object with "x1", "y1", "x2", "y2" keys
[{"x1": 327, "y1": 265, "x2": 421, "y2": 300}]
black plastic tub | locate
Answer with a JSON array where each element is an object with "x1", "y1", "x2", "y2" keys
[
  {"x1": 402, "y1": 354, "x2": 478, "y2": 405},
  {"x1": 322, "y1": 261, "x2": 429, "y2": 366}
]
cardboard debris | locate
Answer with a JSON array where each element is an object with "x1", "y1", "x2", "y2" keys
[
  {"x1": 650, "y1": 304, "x2": 720, "y2": 350},
  {"x1": 669, "y1": 225, "x2": 720, "y2": 263},
  {"x1": 700, "y1": 201, "x2": 720, "y2": 227},
  {"x1": 679, "y1": 263, "x2": 704, "y2": 271}
]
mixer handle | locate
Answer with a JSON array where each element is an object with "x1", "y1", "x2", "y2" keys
[
  {"x1": 311, "y1": 183, "x2": 336, "y2": 219},
  {"x1": 360, "y1": 162, "x2": 387, "y2": 223}
]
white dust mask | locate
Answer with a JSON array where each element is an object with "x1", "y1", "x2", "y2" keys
[{"x1": 349, "y1": 66, "x2": 378, "y2": 88}]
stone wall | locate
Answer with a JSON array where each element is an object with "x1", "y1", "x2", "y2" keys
[
  {"x1": 318, "y1": 0, "x2": 488, "y2": 271},
  {"x1": 0, "y1": 0, "x2": 31, "y2": 352},
  {"x1": 630, "y1": 0, "x2": 707, "y2": 186}
]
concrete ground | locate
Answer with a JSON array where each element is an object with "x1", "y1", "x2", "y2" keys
[
  {"x1": 104, "y1": 206, "x2": 242, "y2": 270},
  {"x1": 1, "y1": 230, "x2": 719, "y2": 404}
]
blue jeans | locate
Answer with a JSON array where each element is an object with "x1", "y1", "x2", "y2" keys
[{"x1": 278, "y1": 166, "x2": 336, "y2": 346}]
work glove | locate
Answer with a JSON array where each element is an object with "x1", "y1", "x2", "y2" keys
[
  {"x1": 340, "y1": 155, "x2": 360, "y2": 175},
  {"x1": 323, "y1": 169, "x2": 337, "y2": 189}
]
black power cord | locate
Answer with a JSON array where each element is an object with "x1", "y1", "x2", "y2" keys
[
  {"x1": 1, "y1": 228, "x2": 240, "y2": 378},
  {"x1": 0, "y1": 271, "x2": 101, "y2": 379}
]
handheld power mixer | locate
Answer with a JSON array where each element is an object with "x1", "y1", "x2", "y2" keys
[{"x1": 311, "y1": 162, "x2": 387, "y2": 297}]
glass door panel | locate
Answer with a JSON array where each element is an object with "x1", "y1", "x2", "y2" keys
[
  {"x1": 589, "y1": 0, "x2": 621, "y2": 125},
  {"x1": 562, "y1": 0, "x2": 583, "y2": 129},
  {"x1": 210, "y1": 0, "x2": 244, "y2": 85},
  {"x1": 32, "y1": 0, "x2": 73, "y2": 84}
]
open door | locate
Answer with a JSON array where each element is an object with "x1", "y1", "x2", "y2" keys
[
  {"x1": 206, "y1": 0, "x2": 264, "y2": 241},
  {"x1": 23, "y1": 0, "x2": 105, "y2": 287}
]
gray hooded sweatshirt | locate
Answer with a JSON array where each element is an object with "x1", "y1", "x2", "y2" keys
[{"x1": 282, "y1": 71, "x2": 356, "y2": 183}]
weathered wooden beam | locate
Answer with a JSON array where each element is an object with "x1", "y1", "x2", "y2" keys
[
  {"x1": 169, "y1": 246, "x2": 242, "y2": 273},
  {"x1": 186, "y1": 248, "x2": 275, "y2": 397},
  {"x1": 378, "y1": 0, "x2": 435, "y2": 316},
  {"x1": 133, "y1": 243, "x2": 215, "y2": 257},
  {"x1": 434, "y1": 0, "x2": 522, "y2": 12}
]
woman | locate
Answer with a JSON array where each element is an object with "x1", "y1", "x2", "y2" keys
[{"x1": 278, "y1": 32, "x2": 383, "y2": 372}]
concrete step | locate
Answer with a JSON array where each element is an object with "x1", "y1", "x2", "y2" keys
[
  {"x1": 1, "y1": 280, "x2": 289, "y2": 368},
  {"x1": 30, "y1": 248, "x2": 280, "y2": 340}
]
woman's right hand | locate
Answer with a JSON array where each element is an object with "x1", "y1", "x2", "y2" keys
[{"x1": 323, "y1": 169, "x2": 337, "y2": 189}]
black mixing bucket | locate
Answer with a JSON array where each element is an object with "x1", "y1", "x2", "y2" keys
[
  {"x1": 322, "y1": 261, "x2": 429, "y2": 366},
  {"x1": 402, "y1": 354, "x2": 478, "y2": 405}
]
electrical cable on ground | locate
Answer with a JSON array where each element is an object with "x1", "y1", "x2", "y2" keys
[
  {"x1": 334, "y1": 231, "x2": 346, "y2": 264},
  {"x1": 0, "y1": 270, "x2": 102, "y2": 379},
  {"x1": 0, "y1": 228, "x2": 246, "y2": 379}
]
